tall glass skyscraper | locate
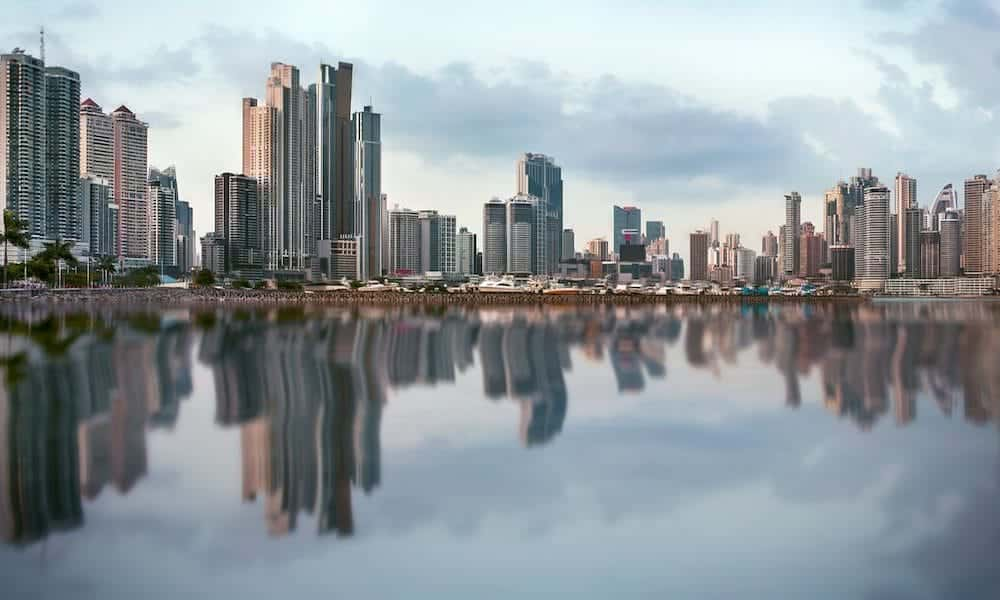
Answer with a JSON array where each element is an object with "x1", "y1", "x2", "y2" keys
[
  {"x1": 613, "y1": 206, "x2": 641, "y2": 255},
  {"x1": 353, "y1": 105, "x2": 381, "y2": 279},
  {"x1": 783, "y1": 192, "x2": 801, "y2": 276},
  {"x1": 517, "y1": 153, "x2": 562, "y2": 274}
]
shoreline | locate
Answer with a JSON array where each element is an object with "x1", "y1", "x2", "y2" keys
[{"x1": 0, "y1": 287, "x2": 872, "y2": 306}]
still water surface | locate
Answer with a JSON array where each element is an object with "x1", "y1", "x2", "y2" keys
[{"x1": 1, "y1": 301, "x2": 999, "y2": 599}]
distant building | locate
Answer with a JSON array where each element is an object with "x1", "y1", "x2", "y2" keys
[
  {"x1": 112, "y1": 105, "x2": 149, "y2": 261},
  {"x1": 783, "y1": 192, "x2": 801, "y2": 276},
  {"x1": 709, "y1": 219, "x2": 720, "y2": 246},
  {"x1": 389, "y1": 206, "x2": 420, "y2": 275},
  {"x1": 561, "y1": 228, "x2": 575, "y2": 261},
  {"x1": 669, "y1": 253, "x2": 684, "y2": 281},
  {"x1": 316, "y1": 237, "x2": 360, "y2": 280},
  {"x1": 929, "y1": 183, "x2": 956, "y2": 231},
  {"x1": 0, "y1": 51, "x2": 46, "y2": 238},
  {"x1": 200, "y1": 232, "x2": 225, "y2": 276},
  {"x1": 646, "y1": 220, "x2": 665, "y2": 241},
  {"x1": 735, "y1": 247, "x2": 756, "y2": 281},
  {"x1": 689, "y1": 230, "x2": 710, "y2": 281},
  {"x1": 45, "y1": 65, "x2": 82, "y2": 241},
  {"x1": 761, "y1": 230, "x2": 778, "y2": 257},
  {"x1": 894, "y1": 172, "x2": 917, "y2": 274},
  {"x1": 903, "y1": 208, "x2": 923, "y2": 277},
  {"x1": 709, "y1": 264, "x2": 734, "y2": 286},
  {"x1": 799, "y1": 223, "x2": 826, "y2": 278},
  {"x1": 964, "y1": 174, "x2": 990, "y2": 274},
  {"x1": 482, "y1": 198, "x2": 507, "y2": 274},
  {"x1": 517, "y1": 153, "x2": 562, "y2": 274},
  {"x1": 418, "y1": 210, "x2": 456, "y2": 274},
  {"x1": 858, "y1": 186, "x2": 891, "y2": 280},
  {"x1": 920, "y1": 230, "x2": 940, "y2": 279},
  {"x1": 618, "y1": 243, "x2": 646, "y2": 262},
  {"x1": 457, "y1": 227, "x2": 477, "y2": 275},
  {"x1": 586, "y1": 238, "x2": 609, "y2": 261},
  {"x1": 507, "y1": 195, "x2": 545, "y2": 274},
  {"x1": 353, "y1": 105, "x2": 382, "y2": 279},
  {"x1": 175, "y1": 199, "x2": 195, "y2": 274},
  {"x1": 940, "y1": 210, "x2": 961, "y2": 276},
  {"x1": 79, "y1": 175, "x2": 115, "y2": 257},
  {"x1": 613, "y1": 206, "x2": 641, "y2": 254},
  {"x1": 831, "y1": 245, "x2": 855, "y2": 282},
  {"x1": 148, "y1": 178, "x2": 177, "y2": 269},
  {"x1": 753, "y1": 255, "x2": 776, "y2": 286}
]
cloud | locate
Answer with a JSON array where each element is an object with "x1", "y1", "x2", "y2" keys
[
  {"x1": 53, "y1": 1, "x2": 100, "y2": 21},
  {"x1": 143, "y1": 111, "x2": 183, "y2": 130},
  {"x1": 864, "y1": 0, "x2": 916, "y2": 12}
]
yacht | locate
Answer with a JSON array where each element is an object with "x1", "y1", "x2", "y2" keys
[
  {"x1": 543, "y1": 282, "x2": 580, "y2": 296},
  {"x1": 478, "y1": 276, "x2": 524, "y2": 293}
]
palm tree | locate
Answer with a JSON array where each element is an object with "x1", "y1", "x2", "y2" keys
[
  {"x1": 1, "y1": 210, "x2": 30, "y2": 288},
  {"x1": 39, "y1": 239, "x2": 78, "y2": 287},
  {"x1": 96, "y1": 254, "x2": 117, "y2": 285}
]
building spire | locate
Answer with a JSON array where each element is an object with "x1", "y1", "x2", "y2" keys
[{"x1": 39, "y1": 26, "x2": 44, "y2": 63}]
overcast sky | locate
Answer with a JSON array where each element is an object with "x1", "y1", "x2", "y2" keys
[{"x1": 6, "y1": 0, "x2": 1000, "y2": 264}]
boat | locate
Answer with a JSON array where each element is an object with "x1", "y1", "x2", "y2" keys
[
  {"x1": 543, "y1": 282, "x2": 580, "y2": 296},
  {"x1": 478, "y1": 276, "x2": 524, "y2": 293},
  {"x1": 673, "y1": 283, "x2": 699, "y2": 296},
  {"x1": 358, "y1": 280, "x2": 390, "y2": 292}
]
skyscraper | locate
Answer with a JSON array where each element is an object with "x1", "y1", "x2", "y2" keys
[
  {"x1": 266, "y1": 63, "x2": 306, "y2": 270},
  {"x1": 586, "y1": 238, "x2": 609, "y2": 261},
  {"x1": 689, "y1": 230, "x2": 709, "y2": 281},
  {"x1": 646, "y1": 220, "x2": 665, "y2": 242},
  {"x1": 517, "y1": 153, "x2": 562, "y2": 274},
  {"x1": 45, "y1": 65, "x2": 81, "y2": 241},
  {"x1": 894, "y1": 172, "x2": 917, "y2": 274},
  {"x1": 80, "y1": 175, "x2": 114, "y2": 257},
  {"x1": 315, "y1": 62, "x2": 354, "y2": 242},
  {"x1": 111, "y1": 106, "x2": 148, "y2": 261},
  {"x1": 418, "y1": 210, "x2": 456, "y2": 274},
  {"x1": 762, "y1": 231, "x2": 778, "y2": 257},
  {"x1": 735, "y1": 247, "x2": 756, "y2": 282},
  {"x1": 929, "y1": 184, "x2": 956, "y2": 231},
  {"x1": 80, "y1": 98, "x2": 113, "y2": 182},
  {"x1": 482, "y1": 198, "x2": 507, "y2": 274},
  {"x1": 830, "y1": 246, "x2": 855, "y2": 282},
  {"x1": 214, "y1": 173, "x2": 261, "y2": 275},
  {"x1": 860, "y1": 186, "x2": 890, "y2": 280},
  {"x1": 561, "y1": 228, "x2": 575, "y2": 261},
  {"x1": 709, "y1": 219, "x2": 720, "y2": 246},
  {"x1": 613, "y1": 206, "x2": 641, "y2": 254},
  {"x1": 940, "y1": 209, "x2": 961, "y2": 276},
  {"x1": 175, "y1": 199, "x2": 194, "y2": 274},
  {"x1": 783, "y1": 192, "x2": 801, "y2": 276},
  {"x1": 353, "y1": 105, "x2": 381, "y2": 279},
  {"x1": 1, "y1": 51, "x2": 47, "y2": 238},
  {"x1": 920, "y1": 230, "x2": 940, "y2": 279},
  {"x1": 508, "y1": 194, "x2": 545, "y2": 274},
  {"x1": 148, "y1": 177, "x2": 176, "y2": 269},
  {"x1": 903, "y1": 208, "x2": 922, "y2": 276},
  {"x1": 457, "y1": 227, "x2": 477, "y2": 275},
  {"x1": 388, "y1": 206, "x2": 419, "y2": 275},
  {"x1": 241, "y1": 98, "x2": 279, "y2": 269},
  {"x1": 963, "y1": 174, "x2": 989, "y2": 274},
  {"x1": 799, "y1": 222, "x2": 825, "y2": 278}
]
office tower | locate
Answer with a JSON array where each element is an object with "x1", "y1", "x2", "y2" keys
[
  {"x1": 508, "y1": 194, "x2": 545, "y2": 274},
  {"x1": 80, "y1": 98, "x2": 113, "y2": 180},
  {"x1": 722, "y1": 233, "x2": 741, "y2": 267},
  {"x1": 709, "y1": 219, "x2": 719, "y2": 246},
  {"x1": 80, "y1": 175, "x2": 114, "y2": 256},
  {"x1": 612, "y1": 206, "x2": 641, "y2": 254},
  {"x1": 457, "y1": 227, "x2": 477, "y2": 275},
  {"x1": 111, "y1": 106, "x2": 148, "y2": 260},
  {"x1": 266, "y1": 63, "x2": 307, "y2": 270},
  {"x1": 45, "y1": 66, "x2": 81, "y2": 241},
  {"x1": 388, "y1": 206, "x2": 420, "y2": 275},
  {"x1": 830, "y1": 246, "x2": 855, "y2": 282},
  {"x1": 890, "y1": 218, "x2": 898, "y2": 278},
  {"x1": 735, "y1": 247, "x2": 755, "y2": 281},
  {"x1": 315, "y1": 62, "x2": 354, "y2": 242},
  {"x1": 175, "y1": 199, "x2": 194, "y2": 274},
  {"x1": 415, "y1": 210, "x2": 456, "y2": 273},
  {"x1": 824, "y1": 184, "x2": 846, "y2": 250},
  {"x1": 989, "y1": 178, "x2": 1000, "y2": 274},
  {"x1": 940, "y1": 209, "x2": 961, "y2": 276},
  {"x1": 561, "y1": 228, "x2": 575, "y2": 261},
  {"x1": 894, "y1": 173, "x2": 917, "y2": 274},
  {"x1": 316, "y1": 237, "x2": 360, "y2": 280},
  {"x1": 353, "y1": 105, "x2": 381, "y2": 279},
  {"x1": 902, "y1": 208, "x2": 922, "y2": 276},
  {"x1": 920, "y1": 230, "x2": 940, "y2": 278},
  {"x1": 1, "y1": 51, "x2": 47, "y2": 238},
  {"x1": 586, "y1": 237, "x2": 609, "y2": 261},
  {"x1": 929, "y1": 184, "x2": 956, "y2": 230},
  {"x1": 860, "y1": 186, "x2": 891, "y2": 280},
  {"x1": 689, "y1": 230, "x2": 709, "y2": 281},
  {"x1": 783, "y1": 192, "x2": 801, "y2": 276},
  {"x1": 200, "y1": 232, "x2": 225, "y2": 276},
  {"x1": 853, "y1": 205, "x2": 866, "y2": 280},
  {"x1": 799, "y1": 222, "x2": 825, "y2": 278},
  {"x1": 214, "y1": 173, "x2": 261, "y2": 275},
  {"x1": 241, "y1": 98, "x2": 280, "y2": 269},
  {"x1": 963, "y1": 174, "x2": 989, "y2": 274},
  {"x1": 517, "y1": 153, "x2": 563, "y2": 273},
  {"x1": 646, "y1": 220, "x2": 665, "y2": 242},
  {"x1": 380, "y1": 193, "x2": 389, "y2": 275},
  {"x1": 148, "y1": 177, "x2": 176, "y2": 268},
  {"x1": 482, "y1": 198, "x2": 507, "y2": 274},
  {"x1": 762, "y1": 230, "x2": 778, "y2": 257},
  {"x1": 669, "y1": 253, "x2": 684, "y2": 281},
  {"x1": 753, "y1": 255, "x2": 776, "y2": 285}
]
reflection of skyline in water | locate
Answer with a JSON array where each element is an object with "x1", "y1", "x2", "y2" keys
[{"x1": 2, "y1": 302, "x2": 1000, "y2": 547}]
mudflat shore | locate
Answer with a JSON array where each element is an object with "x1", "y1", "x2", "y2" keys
[{"x1": 0, "y1": 287, "x2": 869, "y2": 306}]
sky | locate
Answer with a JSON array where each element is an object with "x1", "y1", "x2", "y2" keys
[{"x1": 5, "y1": 0, "x2": 1000, "y2": 265}]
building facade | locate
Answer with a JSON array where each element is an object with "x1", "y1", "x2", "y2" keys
[
  {"x1": 457, "y1": 227, "x2": 477, "y2": 275},
  {"x1": 517, "y1": 153, "x2": 562, "y2": 274},
  {"x1": 148, "y1": 178, "x2": 176, "y2": 269},
  {"x1": 482, "y1": 198, "x2": 507, "y2": 274},
  {"x1": 79, "y1": 175, "x2": 114, "y2": 257},
  {"x1": 353, "y1": 105, "x2": 381, "y2": 279},
  {"x1": 894, "y1": 172, "x2": 917, "y2": 274},
  {"x1": 418, "y1": 210, "x2": 456, "y2": 274},
  {"x1": 214, "y1": 173, "x2": 261, "y2": 275},
  {"x1": 613, "y1": 206, "x2": 641, "y2": 256},
  {"x1": 45, "y1": 66, "x2": 81, "y2": 241},
  {"x1": 963, "y1": 174, "x2": 989, "y2": 274},
  {"x1": 783, "y1": 192, "x2": 801, "y2": 276},
  {"x1": 919, "y1": 230, "x2": 940, "y2": 279},
  {"x1": 689, "y1": 230, "x2": 709, "y2": 281},
  {"x1": 939, "y1": 209, "x2": 961, "y2": 276},
  {"x1": 1, "y1": 51, "x2": 47, "y2": 238},
  {"x1": 111, "y1": 106, "x2": 148, "y2": 261},
  {"x1": 388, "y1": 206, "x2": 420, "y2": 275},
  {"x1": 561, "y1": 228, "x2": 575, "y2": 261},
  {"x1": 859, "y1": 186, "x2": 891, "y2": 280}
]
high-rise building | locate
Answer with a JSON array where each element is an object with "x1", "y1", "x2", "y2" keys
[
  {"x1": 148, "y1": 177, "x2": 176, "y2": 269},
  {"x1": 853, "y1": 206, "x2": 866, "y2": 281},
  {"x1": 457, "y1": 227, "x2": 477, "y2": 275},
  {"x1": 79, "y1": 175, "x2": 114, "y2": 257},
  {"x1": 214, "y1": 173, "x2": 261, "y2": 275},
  {"x1": 482, "y1": 198, "x2": 507, "y2": 274},
  {"x1": 963, "y1": 174, "x2": 989, "y2": 274},
  {"x1": 418, "y1": 210, "x2": 456, "y2": 273},
  {"x1": 783, "y1": 192, "x2": 801, "y2": 276},
  {"x1": 586, "y1": 238, "x2": 609, "y2": 261},
  {"x1": 517, "y1": 153, "x2": 562, "y2": 274},
  {"x1": 111, "y1": 106, "x2": 148, "y2": 261},
  {"x1": 735, "y1": 247, "x2": 755, "y2": 282},
  {"x1": 940, "y1": 209, "x2": 961, "y2": 276},
  {"x1": 45, "y1": 66, "x2": 81, "y2": 241},
  {"x1": 1, "y1": 51, "x2": 47, "y2": 238},
  {"x1": 560, "y1": 228, "x2": 575, "y2": 261},
  {"x1": 859, "y1": 186, "x2": 891, "y2": 280},
  {"x1": 762, "y1": 231, "x2": 778, "y2": 257},
  {"x1": 646, "y1": 220, "x2": 665, "y2": 242},
  {"x1": 902, "y1": 208, "x2": 922, "y2": 276},
  {"x1": 753, "y1": 255, "x2": 776, "y2": 286},
  {"x1": 241, "y1": 98, "x2": 280, "y2": 269},
  {"x1": 799, "y1": 222, "x2": 825, "y2": 278},
  {"x1": 920, "y1": 230, "x2": 940, "y2": 279},
  {"x1": 315, "y1": 62, "x2": 354, "y2": 242},
  {"x1": 689, "y1": 230, "x2": 710, "y2": 281},
  {"x1": 894, "y1": 173, "x2": 917, "y2": 274},
  {"x1": 175, "y1": 199, "x2": 194, "y2": 274},
  {"x1": 824, "y1": 184, "x2": 847, "y2": 251},
  {"x1": 988, "y1": 178, "x2": 1000, "y2": 274},
  {"x1": 353, "y1": 105, "x2": 381, "y2": 279},
  {"x1": 669, "y1": 253, "x2": 685, "y2": 281},
  {"x1": 508, "y1": 194, "x2": 546, "y2": 274},
  {"x1": 929, "y1": 184, "x2": 957, "y2": 231},
  {"x1": 830, "y1": 246, "x2": 855, "y2": 282},
  {"x1": 388, "y1": 206, "x2": 420, "y2": 275},
  {"x1": 709, "y1": 219, "x2": 720, "y2": 246},
  {"x1": 266, "y1": 63, "x2": 307, "y2": 270},
  {"x1": 613, "y1": 206, "x2": 641, "y2": 254},
  {"x1": 200, "y1": 232, "x2": 225, "y2": 276},
  {"x1": 80, "y1": 98, "x2": 113, "y2": 181}
]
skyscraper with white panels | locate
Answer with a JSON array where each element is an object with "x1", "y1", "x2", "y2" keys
[{"x1": 1, "y1": 51, "x2": 47, "y2": 238}]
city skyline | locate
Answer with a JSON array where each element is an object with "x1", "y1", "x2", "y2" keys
[{"x1": 6, "y1": 1, "x2": 1000, "y2": 270}]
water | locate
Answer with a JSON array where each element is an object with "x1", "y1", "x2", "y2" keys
[{"x1": 1, "y1": 300, "x2": 999, "y2": 599}]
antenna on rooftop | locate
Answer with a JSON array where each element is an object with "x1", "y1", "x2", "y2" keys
[{"x1": 39, "y1": 26, "x2": 45, "y2": 63}]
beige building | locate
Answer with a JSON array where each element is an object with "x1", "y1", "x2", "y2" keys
[
  {"x1": 894, "y1": 173, "x2": 917, "y2": 274},
  {"x1": 242, "y1": 98, "x2": 280, "y2": 270},
  {"x1": 111, "y1": 105, "x2": 148, "y2": 261}
]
